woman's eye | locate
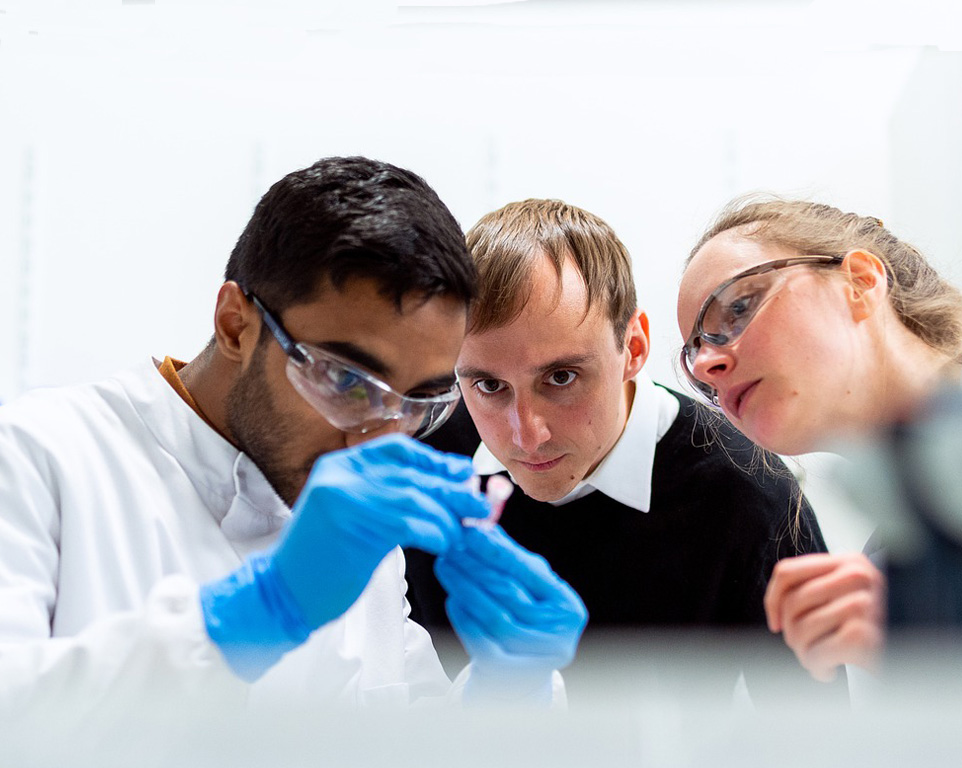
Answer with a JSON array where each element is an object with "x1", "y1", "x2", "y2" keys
[
  {"x1": 727, "y1": 294, "x2": 755, "y2": 317},
  {"x1": 547, "y1": 370, "x2": 577, "y2": 387},
  {"x1": 722, "y1": 293, "x2": 760, "y2": 331},
  {"x1": 474, "y1": 379, "x2": 506, "y2": 395}
]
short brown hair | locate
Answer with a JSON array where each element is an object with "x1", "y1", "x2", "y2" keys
[
  {"x1": 691, "y1": 195, "x2": 962, "y2": 363},
  {"x1": 465, "y1": 199, "x2": 637, "y2": 346}
]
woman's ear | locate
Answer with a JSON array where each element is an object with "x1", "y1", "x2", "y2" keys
[
  {"x1": 840, "y1": 249, "x2": 889, "y2": 322},
  {"x1": 623, "y1": 309, "x2": 650, "y2": 381},
  {"x1": 213, "y1": 281, "x2": 258, "y2": 363}
]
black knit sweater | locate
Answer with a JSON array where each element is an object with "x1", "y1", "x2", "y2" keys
[{"x1": 407, "y1": 386, "x2": 846, "y2": 704}]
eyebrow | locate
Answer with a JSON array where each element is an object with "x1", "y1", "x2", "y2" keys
[
  {"x1": 457, "y1": 353, "x2": 598, "y2": 381},
  {"x1": 319, "y1": 341, "x2": 391, "y2": 378},
  {"x1": 319, "y1": 341, "x2": 457, "y2": 393}
]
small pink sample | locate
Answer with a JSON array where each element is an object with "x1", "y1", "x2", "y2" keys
[{"x1": 464, "y1": 474, "x2": 514, "y2": 530}]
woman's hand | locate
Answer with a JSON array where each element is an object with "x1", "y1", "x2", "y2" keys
[{"x1": 764, "y1": 552, "x2": 886, "y2": 682}]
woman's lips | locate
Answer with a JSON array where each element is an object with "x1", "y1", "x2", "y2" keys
[
  {"x1": 516, "y1": 456, "x2": 564, "y2": 472},
  {"x1": 725, "y1": 380, "x2": 760, "y2": 419}
]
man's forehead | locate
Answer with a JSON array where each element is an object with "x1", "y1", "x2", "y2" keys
[
  {"x1": 458, "y1": 323, "x2": 602, "y2": 376},
  {"x1": 529, "y1": 250, "x2": 588, "y2": 299},
  {"x1": 282, "y1": 279, "x2": 465, "y2": 383}
]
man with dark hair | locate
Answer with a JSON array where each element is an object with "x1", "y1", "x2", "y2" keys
[
  {"x1": 407, "y1": 198, "x2": 842, "y2": 703},
  {"x1": 0, "y1": 160, "x2": 586, "y2": 719}
]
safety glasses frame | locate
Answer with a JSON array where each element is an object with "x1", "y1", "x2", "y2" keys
[
  {"x1": 680, "y1": 255, "x2": 844, "y2": 407},
  {"x1": 247, "y1": 292, "x2": 461, "y2": 438}
]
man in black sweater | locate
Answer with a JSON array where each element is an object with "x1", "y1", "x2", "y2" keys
[{"x1": 407, "y1": 199, "x2": 845, "y2": 706}]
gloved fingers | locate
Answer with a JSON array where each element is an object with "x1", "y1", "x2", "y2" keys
[
  {"x1": 438, "y1": 558, "x2": 580, "y2": 646},
  {"x1": 444, "y1": 600, "x2": 510, "y2": 664},
  {"x1": 361, "y1": 466, "x2": 489, "y2": 522},
  {"x1": 299, "y1": 439, "x2": 486, "y2": 529},
  {"x1": 306, "y1": 461, "x2": 488, "y2": 548},
  {"x1": 445, "y1": 591, "x2": 576, "y2": 662},
  {"x1": 436, "y1": 553, "x2": 533, "y2": 617},
  {"x1": 437, "y1": 552, "x2": 536, "y2": 607},
  {"x1": 333, "y1": 509, "x2": 452, "y2": 557},
  {"x1": 451, "y1": 527, "x2": 586, "y2": 611},
  {"x1": 341, "y1": 434, "x2": 476, "y2": 482},
  {"x1": 435, "y1": 551, "x2": 577, "y2": 629},
  {"x1": 456, "y1": 525, "x2": 553, "y2": 580},
  {"x1": 325, "y1": 484, "x2": 468, "y2": 555}
]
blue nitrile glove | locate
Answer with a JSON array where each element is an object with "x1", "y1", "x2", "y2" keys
[
  {"x1": 434, "y1": 525, "x2": 588, "y2": 705},
  {"x1": 200, "y1": 434, "x2": 488, "y2": 681}
]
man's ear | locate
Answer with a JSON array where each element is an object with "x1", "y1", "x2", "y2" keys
[
  {"x1": 840, "y1": 249, "x2": 889, "y2": 322},
  {"x1": 623, "y1": 308, "x2": 650, "y2": 381},
  {"x1": 213, "y1": 281, "x2": 259, "y2": 364}
]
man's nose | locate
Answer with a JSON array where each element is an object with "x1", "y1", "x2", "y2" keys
[{"x1": 509, "y1": 397, "x2": 551, "y2": 453}]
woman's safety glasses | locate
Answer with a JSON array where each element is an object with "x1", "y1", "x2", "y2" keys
[
  {"x1": 249, "y1": 293, "x2": 461, "y2": 439},
  {"x1": 680, "y1": 256, "x2": 843, "y2": 407}
]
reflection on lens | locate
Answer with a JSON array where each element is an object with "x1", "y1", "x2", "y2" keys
[{"x1": 285, "y1": 353, "x2": 460, "y2": 437}]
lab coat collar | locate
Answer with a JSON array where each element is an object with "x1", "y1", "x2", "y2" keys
[
  {"x1": 472, "y1": 372, "x2": 680, "y2": 512},
  {"x1": 115, "y1": 359, "x2": 290, "y2": 542}
]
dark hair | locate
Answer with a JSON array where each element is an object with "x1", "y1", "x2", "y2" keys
[{"x1": 225, "y1": 156, "x2": 477, "y2": 312}]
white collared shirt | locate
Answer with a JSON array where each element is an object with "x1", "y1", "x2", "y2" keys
[{"x1": 472, "y1": 372, "x2": 681, "y2": 512}]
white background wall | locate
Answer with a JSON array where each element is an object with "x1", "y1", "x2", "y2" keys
[{"x1": 1, "y1": 0, "x2": 961, "y2": 551}]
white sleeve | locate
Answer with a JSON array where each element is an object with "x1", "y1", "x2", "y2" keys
[
  {"x1": 0, "y1": 419, "x2": 248, "y2": 728},
  {"x1": 395, "y1": 548, "x2": 457, "y2": 704},
  {"x1": 0, "y1": 422, "x2": 63, "y2": 640},
  {"x1": 0, "y1": 575, "x2": 247, "y2": 722}
]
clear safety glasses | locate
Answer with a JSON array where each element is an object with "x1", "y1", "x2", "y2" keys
[
  {"x1": 680, "y1": 256, "x2": 844, "y2": 407},
  {"x1": 249, "y1": 294, "x2": 461, "y2": 439}
]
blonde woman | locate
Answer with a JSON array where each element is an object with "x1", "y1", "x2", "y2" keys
[{"x1": 677, "y1": 197, "x2": 962, "y2": 682}]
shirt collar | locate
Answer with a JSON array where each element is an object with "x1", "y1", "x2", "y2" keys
[
  {"x1": 118, "y1": 358, "x2": 291, "y2": 543},
  {"x1": 472, "y1": 372, "x2": 680, "y2": 512}
]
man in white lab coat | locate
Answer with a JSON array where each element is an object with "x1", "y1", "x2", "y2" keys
[{"x1": 0, "y1": 157, "x2": 586, "y2": 753}]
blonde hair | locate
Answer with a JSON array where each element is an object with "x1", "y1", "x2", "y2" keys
[
  {"x1": 690, "y1": 195, "x2": 962, "y2": 362},
  {"x1": 688, "y1": 195, "x2": 962, "y2": 548},
  {"x1": 466, "y1": 199, "x2": 637, "y2": 346}
]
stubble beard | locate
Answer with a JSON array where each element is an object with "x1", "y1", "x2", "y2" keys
[{"x1": 225, "y1": 340, "x2": 306, "y2": 508}]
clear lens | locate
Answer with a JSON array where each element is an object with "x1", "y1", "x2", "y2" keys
[
  {"x1": 285, "y1": 348, "x2": 460, "y2": 438},
  {"x1": 679, "y1": 346, "x2": 721, "y2": 408},
  {"x1": 407, "y1": 397, "x2": 460, "y2": 439},
  {"x1": 680, "y1": 256, "x2": 843, "y2": 411},
  {"x1": 680, "y1": 272, "x2": 782, "y2": 410},
  {"x1": 701, "y1": 272, "x2": 782, "y2": 343}
]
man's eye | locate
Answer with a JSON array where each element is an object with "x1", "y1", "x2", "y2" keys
[
  {"x1": 547, "y1": 370, "x2": 577, "y2": 387},
  {"x1": 474, "y1": 379, "x2": 506, "y2": 395},
  {"x1": 324, "y1": 365, "x2": 366, "y2": 397}
]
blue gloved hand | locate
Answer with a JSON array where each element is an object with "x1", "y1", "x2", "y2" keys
[
  {"x1": 434, "y1": 525, "x2": 588, "y2": 704},
  {"x1": 201, "y1": 434, "x2": 488, "y2": 681}
]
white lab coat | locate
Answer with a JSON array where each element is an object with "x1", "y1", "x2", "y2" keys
[{"x1": 0, "y1": 358, "x2": 453, "y2": 728}]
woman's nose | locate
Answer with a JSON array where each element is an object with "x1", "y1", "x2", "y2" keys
[{"x1": 690, "y1": 342, "x2": 734, "y2": 385}]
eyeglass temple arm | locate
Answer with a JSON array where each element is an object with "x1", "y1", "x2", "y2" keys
[{"x1": 246, "y1": 293, "x2": 308, "y2": 365}]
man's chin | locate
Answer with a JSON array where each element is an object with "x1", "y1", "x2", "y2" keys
[{"x1": 512, "y1": 473, "x2": 579, "y2": 504}]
